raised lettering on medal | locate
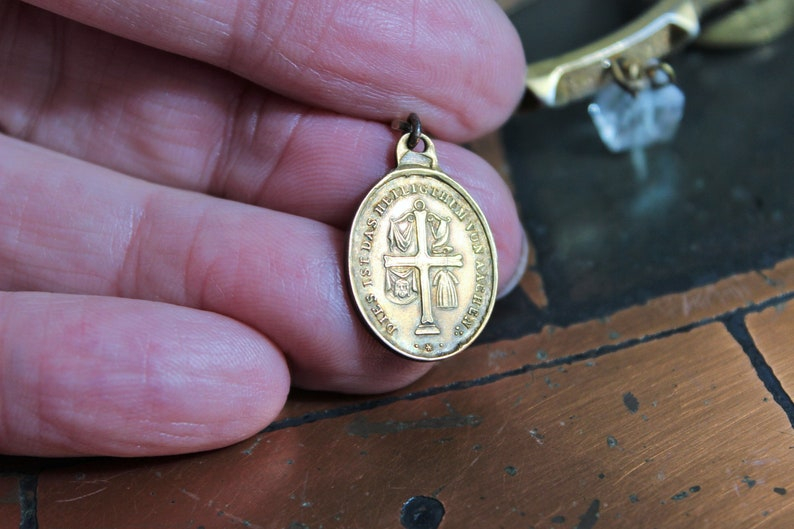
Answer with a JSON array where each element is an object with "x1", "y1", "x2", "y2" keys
[{"x1": 348, "y1": 133, "x2": 498, "y2": 361}]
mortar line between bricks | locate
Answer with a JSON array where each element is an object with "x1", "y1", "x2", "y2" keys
[
  {"x1": 723, "y1": 314, "x2": 794, "y2": 429},
  {"x1": 256, "y1": 289, "x2": 794, "y2": 437},
  {"x1": 19, "y1": 474, "x2": 38, "y2": 529}
]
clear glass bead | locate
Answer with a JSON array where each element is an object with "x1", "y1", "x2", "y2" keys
[{"x1": 588, "y1": 82, "x2": 685, "y2": 153}]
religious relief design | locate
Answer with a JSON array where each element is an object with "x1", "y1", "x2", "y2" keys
[
  {"x1": 384, "y1": 210, "x2": 419, "y2": 305},
  {"x1": 348, "y1": 127, "x2": 498, "y2": 360},
  {"x1": 384, "y1": 199, "x2": 463, "y2": 335}
]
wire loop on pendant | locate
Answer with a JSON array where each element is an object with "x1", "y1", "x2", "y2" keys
[{"x1": 391, "y1": 113, "x2": 422, "y2": 150}]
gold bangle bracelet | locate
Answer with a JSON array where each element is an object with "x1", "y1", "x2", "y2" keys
[{"x1": 500, "y1": 0, "x2": 794, "y2": 109}]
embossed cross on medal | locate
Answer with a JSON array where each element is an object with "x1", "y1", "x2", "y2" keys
[{"x1": 348, "y1": 115, "x2": 498, "y2": 361}]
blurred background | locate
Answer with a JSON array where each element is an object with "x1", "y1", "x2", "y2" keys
[{"x1": 481, "y1": 0, "x2": 793, "y2": 337}]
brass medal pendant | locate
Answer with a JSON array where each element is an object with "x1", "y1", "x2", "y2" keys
[{"x1": 348, "y1": 116, "x2": 498, "y2": 361}]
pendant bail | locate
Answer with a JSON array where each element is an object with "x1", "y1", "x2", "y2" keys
[{"x1": 396, "y1": 133, "x2": 438, "y2": 170}]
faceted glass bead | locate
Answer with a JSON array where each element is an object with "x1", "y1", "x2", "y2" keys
[{"x1": 588, "y1": 83, "x2": 685, "y2": 153}]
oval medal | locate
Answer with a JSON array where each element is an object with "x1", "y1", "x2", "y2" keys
[{"x1": 348, "y1": 132, "x2": 498, "y2": 361}]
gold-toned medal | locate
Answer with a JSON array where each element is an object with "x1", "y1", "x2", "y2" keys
[{"x1": 348, "y1": 115, "x2": 498, "y2": 361}]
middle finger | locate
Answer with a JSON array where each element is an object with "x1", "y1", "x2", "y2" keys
[{"x1": 0, "y1": 134, "x2": 432, "y2": 393}]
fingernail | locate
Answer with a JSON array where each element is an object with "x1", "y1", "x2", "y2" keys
[{"x1": 496, "y1": 226, "x2": 529, "y2": 300}]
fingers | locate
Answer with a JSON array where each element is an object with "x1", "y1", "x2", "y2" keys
[
  {"x1": 0, "y1": 135, "x2": 433, "y2": 394},
  {"x1": 0, "y1": 1, "x2": 528, "y2": 458},
  {"x1": 0, "y1": 15, "x2": 524, "y2": 280},
  {"x1": 0, "y1": 13, "x2": 527, "y2": 295},
  {"x1": 20, "y1": 0, "x2": 526, "y2": 141},
  {"x1": 0, "y1": 291, "x2": 290, "y2": 457}
]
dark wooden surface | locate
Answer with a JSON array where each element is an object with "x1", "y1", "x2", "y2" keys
[{"x1": 2, "y1": 258, "x2": 793, "y2": 528}]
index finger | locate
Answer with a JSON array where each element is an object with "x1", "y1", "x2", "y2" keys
[{"x1": 23, "y1": 0, "x2": 526, "y2": 141}]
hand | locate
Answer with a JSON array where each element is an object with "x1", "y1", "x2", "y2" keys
[{"x1": 0, "y1": 0, "x2": 527, "y2": 456}]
